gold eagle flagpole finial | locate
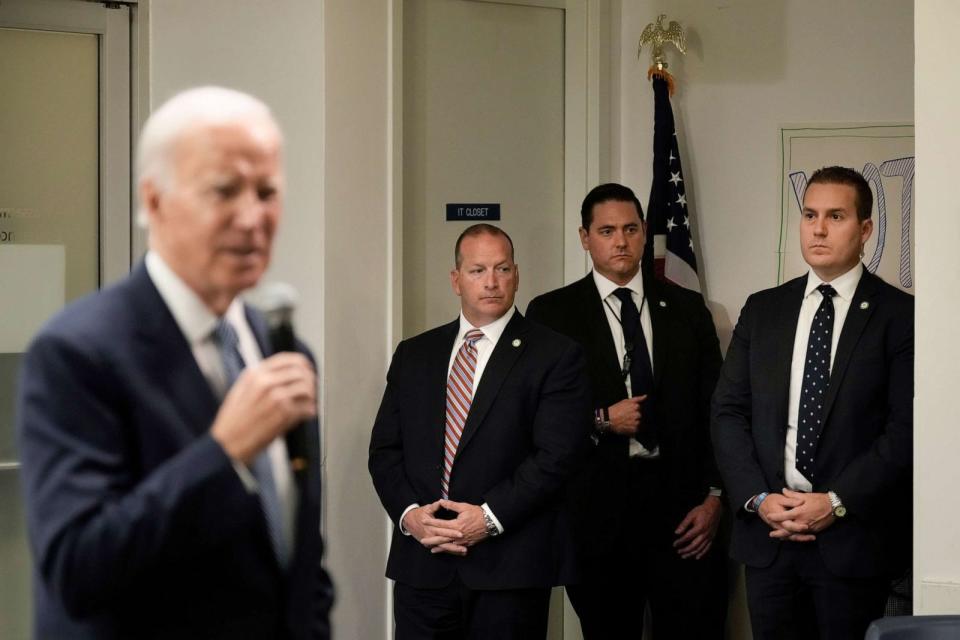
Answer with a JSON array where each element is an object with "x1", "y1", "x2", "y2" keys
[{"x1": 638, "y1": 14, "x2": 686, "y2": 95}]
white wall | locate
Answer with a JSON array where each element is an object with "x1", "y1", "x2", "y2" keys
[
  {"x1": 913, "y1": 0, "x2": 960, "y2": 615},
  {"x1": 615, "y1": 0, "x2": 914, "y2": 345},
  {"x1": 149, "y1": 2, "x2": 391, "y2": 637},
  {"x1": 322, "y1": 3, "x2": 394, "y2": 638}
]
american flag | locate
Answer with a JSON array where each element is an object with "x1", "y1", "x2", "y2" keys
[{"x1": 643, "y1": 75, "x2": 701, "y2": 292}]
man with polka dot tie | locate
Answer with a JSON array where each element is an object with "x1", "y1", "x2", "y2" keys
[{"x1": 712, "y1": 166, "x2": 914, "y2": 640}]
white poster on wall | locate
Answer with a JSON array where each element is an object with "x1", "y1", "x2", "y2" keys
[
  {"x1": 0, "y1": 244, "x2": 65, "y2": 353},
  {"x1": 779, "y1": 124, "x2": 915, "y2": 291}
]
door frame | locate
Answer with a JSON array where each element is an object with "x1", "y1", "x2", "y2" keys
[
  {"x1": 0, "y1": 0, "x2": 133, "y2": 284},
  {"x1": 449, "y1": 0, "x2": 605, "y2": 282}
]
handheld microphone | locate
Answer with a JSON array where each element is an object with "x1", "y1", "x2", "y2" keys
[{"x1": 255, "y1": 283, "x2": 310, "y2": 479}]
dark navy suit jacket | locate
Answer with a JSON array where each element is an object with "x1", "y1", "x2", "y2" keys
[
  {"x1": 711, "y1": 268, "x2": 913, "y2": 578},
  {"x1": 526, "y1": 273, "x2": 724, "y2": 556},
  {"x1": 368, "y1": 311, "x2": 591, "y2": 589},
  {"x1": 17, "y1": 262, "x2": 333, "y2": 639}
]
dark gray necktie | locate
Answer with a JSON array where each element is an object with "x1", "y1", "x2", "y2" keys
[
  {"x1": 795, "y1": 284, "x2": 837, "y2": 482},
  {"x1": 213, "y1": 319, "x2": 288, "y2": 566},
  {"x1": 612, "y1": 288, "x2": 657, "y2": 450}
]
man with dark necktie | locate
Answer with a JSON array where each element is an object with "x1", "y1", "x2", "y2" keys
[
  {"x1": 711, "y1": 166, "x2": 914, "y2": 639},
  {"x1": 369, "y1": 223, "x2": 591, "y2": 638},
  {"x1": 526, "y1": 183, "x2": 727, "y2": 639},
  {"x1": 17, "y1": 87, "x2": 333, "y2": 639}
]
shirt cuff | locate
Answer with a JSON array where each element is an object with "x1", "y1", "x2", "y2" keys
[
  {"x1": 481, "y1": 502, "x2": 504, "y2": 535},
  {"x1": 708, "y1": 486, "x2": 723, "y2": 498},
  {"x1": 398, "y1": 503, "x2": 420, "y2": 535},
  {"x1": 232, "y1": 460, "x2": 259, "y2": 494}
]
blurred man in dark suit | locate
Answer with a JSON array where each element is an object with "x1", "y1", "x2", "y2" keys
[{"x1": 17, "y1": 86, "x2": 333, "y2": 639}]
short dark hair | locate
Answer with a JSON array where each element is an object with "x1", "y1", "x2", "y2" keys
[
  {"x1": 580, "y1": 183, "x2": 645, "y2": 230},
  {"x1": 806, "y1": 166, "x2": 873, "y2": 221},
  {"x1": 454, "y1": 223, "x2": 515, "y2": 268}
]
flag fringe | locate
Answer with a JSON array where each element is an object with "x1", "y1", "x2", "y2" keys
[{"x1": 647, "y1": 66, "x2": 676, "y2": 96}]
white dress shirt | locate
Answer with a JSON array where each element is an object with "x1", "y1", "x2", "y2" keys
[
  {"x1": 784, "y1": 263, "x2": 863, "y2": 491},
  {"x1": 592, "y1": 270, "x2": 658, "y2": 458},
  {"x1": 398, "y1": 307, "x2": 516, "y2": 536},
  {"x1": 145, "y1": 251, "x2": 297, "y2": 553}
]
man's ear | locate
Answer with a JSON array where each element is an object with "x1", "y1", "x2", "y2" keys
[
  {"x1": 450, "y1": 268, "x2": 461, "y2": 296},
  {"x1": 140, "y1": 179, "x2": 162, "y2": 224},
  {"x1": 860, "y1": 218, "x2": 874, "y2": 246}
]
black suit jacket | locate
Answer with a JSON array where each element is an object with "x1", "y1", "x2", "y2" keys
[
  {"x1": 368, "y1": 311, "x2": 591, "y2": 589},
  {"x1": 17, "y1": 262, "x2": 333, "y2": 639},
  {"x1": 711, "y1": 268, "x2": 913, "y2": 578},
  {"x1": 526, "y1": 273, "x2": 723, "y2": 553}
]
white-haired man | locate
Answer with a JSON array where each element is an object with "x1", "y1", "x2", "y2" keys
[{"x1": 17, "y1": 87, "x2": 333, "y2": 639}]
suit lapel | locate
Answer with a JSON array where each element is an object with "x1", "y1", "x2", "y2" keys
[
  {"x1": 455, "y1": 311, "x2": 529, "y2": 458},
  {"x1": 432, "y1": 320, "x2": 461, "y2": 460},
  {"x1": 773, "y1": 277, "x2": 807, "y2": 430},
  {"x1": 818, "y1": 270, "x2": 880, "y2": 432},
  {"x1": 581, "y1": 274, "x2": 628, "y2": 387},
  {"x1": 645, "y1": 278, "x2": 668, "y2": 391},
  {"x1": 128, "y1": 263, "x2": 220, "y2": 438}
]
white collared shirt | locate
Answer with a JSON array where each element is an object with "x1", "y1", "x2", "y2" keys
[
  {"x1": 592, "y1": 270, "x2": 658, "y2": 458},
  {"x1": 446, "y1": 306, "x2": 515, "y2": 390},
  {"x1": 784, "y1": 262, "x2": 863, "y2": 491},
  {"x1": 144, "y1": 251, "x2": 296, "y2": 553}
]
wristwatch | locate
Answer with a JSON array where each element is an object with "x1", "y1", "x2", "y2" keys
[
  {"x1": 827, "y1": 491, "x2": 847, "y2": 518},
  {"x1": 594, "y1": 407, "x2": 611, "y2": 434},
  {"x1": 483, "y1": 510, "x2": 500, "y2": 537}
]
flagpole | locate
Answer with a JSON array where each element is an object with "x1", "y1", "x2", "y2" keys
[{"x1": 640, "y1": 15, "x2": 702, "y2": 293}]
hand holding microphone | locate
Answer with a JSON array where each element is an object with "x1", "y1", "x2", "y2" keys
[{"x1": 210, "y1": 283, "x2": 315, "y2": 476}]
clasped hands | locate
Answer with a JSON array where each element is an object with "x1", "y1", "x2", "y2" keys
[
  {"x1": 402, "y1": 500, "x2": 490, "y2": 556},
  {"x1": 758, "y1": 488, "x2": 835, "y2": 542}
]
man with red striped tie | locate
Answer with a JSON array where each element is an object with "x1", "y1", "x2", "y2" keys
[{"x1": 369, "y1": 223, "x2": 592, "y2": 639}]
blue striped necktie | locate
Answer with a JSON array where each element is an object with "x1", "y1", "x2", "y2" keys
[{"x1": 213, "y1": 319, "x2": 288, "y2": 567}]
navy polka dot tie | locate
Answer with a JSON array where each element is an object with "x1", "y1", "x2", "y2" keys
[{"x1": 795, "y1": 284, "x2": 837, "y2": 482}]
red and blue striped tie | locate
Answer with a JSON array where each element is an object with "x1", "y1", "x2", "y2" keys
[{"x1": 441, "y1": 329, "x2": 484, "y2": 499}]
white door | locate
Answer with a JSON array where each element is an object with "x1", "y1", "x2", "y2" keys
[{"x1": 0, "y1": 1, "x2": 131, "y2": 636}]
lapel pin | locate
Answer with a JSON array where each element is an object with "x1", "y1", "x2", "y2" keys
[
  {"x1": 859, "y1": 301, "x2": 869, "y2": 310},
  {"x1": 659, "y1": 300, "x2": 667, "y2": 308},
  {"x1": 512, "y1": 339, "x2": 521, "y2": 347}
]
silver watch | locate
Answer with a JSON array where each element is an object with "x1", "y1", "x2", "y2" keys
[
  {"x1": 483, "y1": 510, "x2": 500, "y2": 537},
  {"x1": 827, "y1": 491, "x2": 847, "y2": 518}
]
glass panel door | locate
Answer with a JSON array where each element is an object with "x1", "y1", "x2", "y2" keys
[{"x1": 0, "y1": 1, "x2": 131, "y2": 636}]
